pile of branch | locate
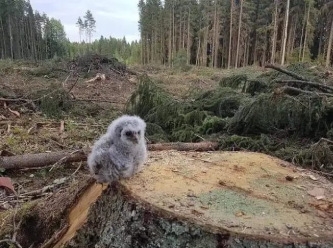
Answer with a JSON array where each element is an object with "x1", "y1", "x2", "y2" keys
[{"x1": 68, "y1": 54, "x2": 129, "y2": 77}]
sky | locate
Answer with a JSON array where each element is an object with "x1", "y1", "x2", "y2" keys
[{"x1": 29, "y1": 0, "x2": 140, "y2": 43}]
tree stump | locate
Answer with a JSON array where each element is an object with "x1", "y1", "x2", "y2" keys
[{"x1": 36, "y1": 151, "x2": 333, "y2": 247}]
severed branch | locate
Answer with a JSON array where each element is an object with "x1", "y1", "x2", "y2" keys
[
  {"x1": 273, "y1": 79, "x2": 333, "y2": 93},
  {"x1": 0, "y1": 98, "x2": 25, "y2": 102},
  {"x1": 68, "y1": 98, "x2": 120, "y2": 104},
  {"x1": 0, "y1": 142, "x2": 219, "y2": 170},
  {"x1": 0, "y1": 150, "x2": 87, "y2": 170},
  {"x1": 311, "y1": 138, "x2": 333, "y2": 147},
  {"x1": 265, "y1": 64, "x2": 311, "y2": 82},
  {"x1": 277, "y1": 86, "x2": 333, "y2": 97}
]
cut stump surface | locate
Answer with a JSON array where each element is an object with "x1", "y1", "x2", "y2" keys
[{"x1": 56, "y1": 151, "x2": 333, "y2": 247}]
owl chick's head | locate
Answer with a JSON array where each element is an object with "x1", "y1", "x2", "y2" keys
[{"x1": 108, "y1": 115, "x2": 146, "y2": 146}]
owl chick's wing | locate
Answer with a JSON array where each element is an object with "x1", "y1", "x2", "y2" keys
[{"x1": 87, "y1": 133, "x2": 120, "y2": 183}]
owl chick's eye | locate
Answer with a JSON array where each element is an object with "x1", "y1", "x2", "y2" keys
[
  {"x1": 125, "y1": 131, "x2": 132, "y2": 136},
  {"x1": 138, "y1": 131, "x2": 141, "y2": 135}
]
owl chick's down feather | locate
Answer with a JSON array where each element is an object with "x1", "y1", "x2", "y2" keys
[{"x1": 87, "y1": 115, "x2": 148, "y2": 183}]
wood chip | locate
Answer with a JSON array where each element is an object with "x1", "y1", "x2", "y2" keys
[
  {"x1": 307, "y1": 187, "x2": 325, "y2": 199},
  {"x1": 308, "y1": 175, "x2": 318, "y2": 181},
  {"x1": 59, "y1": 121, "x2": 65, "y2": 134}
]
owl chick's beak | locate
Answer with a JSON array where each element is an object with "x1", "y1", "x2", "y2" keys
[
  {"x1": 132, "y1": 133, "x2": 139, "y2": 144},
  {"x1": 128, "y1": 132, "x2": 139, "y2": 144}
]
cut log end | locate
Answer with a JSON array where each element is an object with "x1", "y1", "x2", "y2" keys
[{"x1": 48, "y1": 151, "x2": 333, "y2": 247}]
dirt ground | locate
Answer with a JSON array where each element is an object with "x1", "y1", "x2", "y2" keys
[{"x1": 0, "y1": 64, "x2": 139, "y2": 216}]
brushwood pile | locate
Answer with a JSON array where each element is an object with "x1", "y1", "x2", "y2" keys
[{"x1": 68, "y1": 53, "x2": 128, "y2": 77}]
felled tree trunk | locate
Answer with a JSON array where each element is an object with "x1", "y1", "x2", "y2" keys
[
  {"x1": 0, "y1": 142, "x2": 219, "y2": 170},
  {"x1": 18, "y1": 150, "x2": 333, "y2": 248}
]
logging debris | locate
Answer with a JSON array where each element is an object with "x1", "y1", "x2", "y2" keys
[
  {"x1": 67, "y1": 53, "x2": 133, "y2": 77},
  {"x1": 126, "y1": 63, "x2": 333, "y2": 173}
]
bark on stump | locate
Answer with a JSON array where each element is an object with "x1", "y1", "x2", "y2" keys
[{"x1": 45, "y1": 151, "x2": 333, "y2": 247}]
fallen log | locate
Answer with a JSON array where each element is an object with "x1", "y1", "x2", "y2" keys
[
  {"x1": 275, "y1": 86, "x2": 333, "y2": 97},
  {"x1": 9, "y1": 150, "x2": 333, "y2": 247},
  {"x1": 0, "y1": 150, "x2": 87, "y2": 170},
  {"x1": 0, "y1": 142, "x2": 219, "y2": 170},
  {"x1": 265, "y1": 64, "x2": 311, "y2": 82},
  {"x1": 273, "y1": 79, "x2": 333, "y2": 93}
]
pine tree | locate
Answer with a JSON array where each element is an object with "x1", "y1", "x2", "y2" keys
[
  {"x1": 76, "y1": 17, "x2": 84, "y2": 42},
  {"x1": 270, "y1": 0, "x2": 279, "y2": 64},
  {"x1": 84, "y1": 10, "x2": 96, "y2": 43},
  {"x1": 321, "y1": 1, "x2": 333, "y2": 67},
  {"x1": 228, "y1": 0, "x2": 233, "y2": 69},
  {"x1": 280, "y1": 0, "x2": 290, "y2": 65},
  {"x1": 235, "y1": 0, "x2": 244, "y2": 68}
]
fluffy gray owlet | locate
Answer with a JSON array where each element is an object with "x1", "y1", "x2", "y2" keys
[{"x1": 87, "y1": 115, "x2": 148, "y2": 183}]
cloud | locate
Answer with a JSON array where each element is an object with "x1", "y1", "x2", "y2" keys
[{"x1": 29, "y1": 0, "x2": 140, "y2": 42}]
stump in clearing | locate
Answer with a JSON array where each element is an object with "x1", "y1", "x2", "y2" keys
[{"x1": 47, "y1": 151, "x2": 333, "y2": 247}]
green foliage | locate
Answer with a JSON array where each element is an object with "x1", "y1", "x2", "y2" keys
[
  {"x1": 145, "y1": 123, "x2": 169, "y2": 142},
  {"x1": 0, "y1": 0, "x2": 69, "y2": 60},
  {"x1": 172, "y1": 50, "x2": 191, "y2": 72},
  {"x1": 76, "y1": 10, "x2": 96, "y2": 43},
  {"x1": 228, "y1": 93, "x2": 327, "y2": 138},
  {"x1": 219, "y1": 74, "x2": 268, "y2": 95},
  {"x1": 44, "y1": 18, "x2": 68, "y2": 58},
  {"x1": 219, "y1": 74, "x2": 247, "y2": 89},
  {"x1": 219, "y1": 134, "x2": 271, "y2": 152},
  {"x1": 126, "y1": 75, "x2": 249, "y2": 142},
  {"x1": 69, "y1": 37, "x2": 140, "y2": 65},
  {"x1": 217, "y1": 134, "x2": 327, "y2": 170},
  {"x1": 200, "y1": 116, "x2": 227, "y2": 135},
  {"x1": 192, "y1": 87, "x2": 250, "y2": 118}
]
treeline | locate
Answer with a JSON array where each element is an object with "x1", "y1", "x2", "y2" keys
[
  {"x1": 138, "y1": 0, "x2": 333, "y2": 68},
  {"x1": 68, "y1": 37, "x2": 141, "y2": 64},
  {"x1": 4, "y1": 0, "x2": 332, "y2": 68},
  {"x1": 0, "y1": 0, "x2": 68, "y2": 60},
  {"x1": 0, "y1": 0, "x2": 138, "y2": 63}
]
